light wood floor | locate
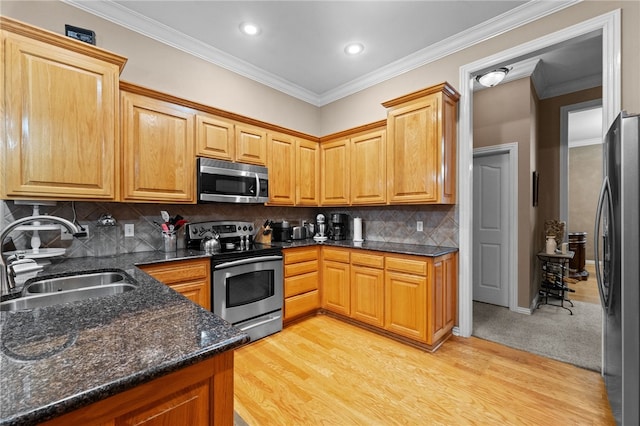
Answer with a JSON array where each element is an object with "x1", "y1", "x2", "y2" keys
[
  {"x1": 567, "y1": 263, "x2": 600, "y2": 304},
  {"x1": 234, "y1": 315, "x2": 614, "y2": 425}
]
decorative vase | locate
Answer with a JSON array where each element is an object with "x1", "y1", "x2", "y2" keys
[{"x1": 545, "y1": 235, "x2": 557, "y2": 254}]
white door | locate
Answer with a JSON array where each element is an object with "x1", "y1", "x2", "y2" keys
[{"x1": 473, "y1": 152, "x2": 510, "y2": 306}]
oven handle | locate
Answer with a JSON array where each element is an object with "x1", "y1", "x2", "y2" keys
[{"x1": 214, "y1": 255, "x2": 283, "y2": 270}]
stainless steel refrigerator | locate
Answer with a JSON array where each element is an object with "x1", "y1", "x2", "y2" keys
[{"x1": 595, "y1": 111, "x2": 639, "y2": 425}]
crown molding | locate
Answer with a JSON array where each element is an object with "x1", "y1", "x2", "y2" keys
[{"x1": 63, "y1": 0, "x2": 579, "y2": 107}]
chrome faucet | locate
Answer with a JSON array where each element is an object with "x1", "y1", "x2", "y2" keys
[{"x1": 1, "y1": 215, "x2": 82, "y2": 296}]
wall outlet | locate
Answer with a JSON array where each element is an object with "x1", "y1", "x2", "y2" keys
[
  {"x1": 416, "y1": 221, "x2": 424, "y2": 232},
  {"x1": 124, "y1": 223, "x2": 135, "y2": 237}
]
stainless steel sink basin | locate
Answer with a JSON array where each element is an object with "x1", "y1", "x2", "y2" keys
[
  {"x1": 1, "y1": 283, "x2": 137, "y2": 311},
  {"x1": 23, "y1": 271, "x2": 129, "y2": 294}
]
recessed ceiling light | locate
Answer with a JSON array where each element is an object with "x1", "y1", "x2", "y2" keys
[
  {"x1": 240, "y1": 22, "x2": 260, "y2": 36},
  {"x1": 344, "y1": 43, "x2": 364, "y2": 55}
]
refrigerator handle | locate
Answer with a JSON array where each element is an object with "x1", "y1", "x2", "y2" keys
[{"x1": 594, "y1": 176, "x2": 612, "y2": 312}]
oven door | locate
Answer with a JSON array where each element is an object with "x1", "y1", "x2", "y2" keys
[{"x1": 212, "y1": 255, "x2": 283, "y2": 326}]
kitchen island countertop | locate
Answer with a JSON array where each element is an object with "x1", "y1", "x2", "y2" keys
[{"x1": 0, "y1": 250, "x2": 248, "y2": 426}]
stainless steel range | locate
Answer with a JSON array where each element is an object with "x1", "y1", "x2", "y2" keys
[{"x1": 185, "y1": 221, "x2": 283, "y2": 341}]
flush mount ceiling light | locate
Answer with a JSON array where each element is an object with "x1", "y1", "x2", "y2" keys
[
  {"x1": 476, "y1": 67, "x2": 511, "y2": 87},
  {"x1": 344, "y1": 43, "x2": 364, "y2": 56},
  {"x1": 239, "y1": 22, "x2": 260, "y2": 36}
]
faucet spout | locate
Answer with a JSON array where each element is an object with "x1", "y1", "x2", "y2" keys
[{"x1": 1, "y1": 215, "x2": 82, "y2": 296}]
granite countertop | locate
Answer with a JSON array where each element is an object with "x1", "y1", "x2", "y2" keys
[
  {"x1": 0, "y1": 250, "x2": 249, "y2": 426},
  {"x1": 269, "y1": 239, "x2": 458, "y2": 257}
]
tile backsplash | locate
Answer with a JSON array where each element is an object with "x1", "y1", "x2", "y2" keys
[{"x1": 1, "y1": 200, "x2": 458, "y2": 258}]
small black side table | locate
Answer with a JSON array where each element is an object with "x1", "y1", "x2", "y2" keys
[{"x1": 537, "y1": 251, "x2": 575, "y2": 314}]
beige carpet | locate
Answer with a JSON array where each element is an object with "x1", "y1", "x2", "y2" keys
[{"x1": 472, "y1": 300, "x2": 602, "y2": 371}]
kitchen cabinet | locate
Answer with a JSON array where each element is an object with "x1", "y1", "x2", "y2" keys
[
  {"x1": 139, "y1": 258, "x2": 211, "y2": 310},
  {"x1": 385, "y1": 252, "x2": 457, "y2": 348},
  {"x1": 40, "y1": 352, "x2": 233, "y2": 426},
  {"x1": 1, "y1": 17, "x2": 126, "y2": 201},
  {"x1": 321, "y1": 247, "x2": 351, "y2": 315},
  {"x1": 383, "y1": 82, "x2": 459, "y2": 204},
  {"x1": 350, "y1": 128, "x2": 387, "y2": 205},
  {"x1": 283, "y1": 246, "x2": 320, "y2": 322},
  {"x1": 235, "y1": 124, "x2": 268, "y2": 166},
  {"x1": 268, "y1": 132, "x2": 297, "y2": 205},
  {"x1": 268, "y1": 134, "x2": 319, "y2": 206},
  {"x1": 121, "y1": 89, "x2": 196, "y2": 203},
  {"x1": 296, "y1": 138, "x2": 320, "y2": 206},
  {"x1": 196, "y1": 112, "x2": 235, "y2": 161},
  {"x1": 320, "y1": 138, "x2": 350, "y2": 205},
  {"x1": 385, "y1": 255, "x2": 428, "y2": 341},
  {"x1": 350, "y1": 251, "x2": 385, "y2": 327}
]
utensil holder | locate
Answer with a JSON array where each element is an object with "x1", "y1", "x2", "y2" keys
[{"x1": 161, "y1": 232, "x2": 177, "y2": 252}]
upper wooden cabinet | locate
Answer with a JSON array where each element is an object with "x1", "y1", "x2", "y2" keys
[
  {"x1": 196, "y1": 113, "x2": 235, "y2": 162},
  {"x1": 383, "y1": 83, "x2": 459, "y2": 204},
  {"x1": 319, "y1": 124, "x2": 386, "y2": 206},
  {"x1": 267, "y1": 134, "x2": 318, "y2": 206},
  {"x1": 267, "y1": 132, "x2": 297, "y2": 205},
  {"x1": 350, "y1": 128, "x2": 387, "y2": 205},
  {"x1": 1, "y1": 17, "x2": 126, "y2": 201},
  {"x1": 296, "y1": 138, "x2": 319, "y2": 206},
  {"x1": 235, "y1": 124, "x2": 267, "y2": 166},
  {"x1": 121, "y1": 89, "x2": 195, "y2": 203},
  {"x1": 320, "y1": 138, "x2": 350, "y2": 205}
]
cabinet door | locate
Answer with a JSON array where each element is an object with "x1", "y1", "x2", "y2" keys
[
  {"x1": 429, "y1": 253, "x2": 457, "y2": 345},
  {"x1": 386, "y1": 94, "x2": 439, "y2": 204},
  {"x1": 351, "y1": 129, "x2": 387, "y2": 205},
  {"x1": 322, "y1": 260, "x2": 350, "y2": 315},
  {"x1": 320, "y1": 138, "x2": 350, "y2": 205},
  {"x1": 121, "y1": 92, "x2": 195, "y2": 203},
  {"x1": 267, "y1": 133, "x2": 296, "y2": 205},
  {"x1": 296, "y1": 138, "x2": 319, "y2": 206},
  {"x1": 235, "y1": 124, "x2": 267, "y2": 166},
  {"x1": 351, "y1": 265, "x2": 385, "y2": 327},
  {"x1": 385, "y1": 268, "x2": 427, "y2": 341},
  {"x1": 196, "y1": 113, "x2": 234, "y2": 161},
  {"x1": 2, "y1": 32, "x2": 120, "y2": 200}
]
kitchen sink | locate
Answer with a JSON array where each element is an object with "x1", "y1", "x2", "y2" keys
[
  {"x1": 1, "y1": 283, "x2": 137, "y2": 311},
  {"x1": 22, "y1": 271, "x2": 130, "y2": 294},
  {"x1": 0, "y1": 270, "x2": 138, "y2": 312}
]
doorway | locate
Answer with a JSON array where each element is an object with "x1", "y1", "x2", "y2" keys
[{"x1": 456, "y1": 10, "x2": 621, "y2": 338}]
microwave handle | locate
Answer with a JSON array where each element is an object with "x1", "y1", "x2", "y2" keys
[
  {"x1": 214, "y1": 255, "x2": 283, "y2": 270},
  {"x1": 255, "y1": 172, "x2": 261, "y2": 200}
]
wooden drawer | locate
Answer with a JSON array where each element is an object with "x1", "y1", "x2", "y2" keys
[
  {"x1": 285, "y1": 260, "x2": 318, "y2": 277},
  {"x1": 285, "y1": 289, "x2": 319, "y2": 320},
  {"x1": 385, "y1": 255, "x2": 427, "y2": 276},
  {"x1": 351, "y1": 251, "x2": 384, "y2": 269},
  {"x1": 140, "y1": 259, "x2": 209, "y2": 284},
  {"x1": 285, "y1": 272, "x2": 318, "y2": 298},
  {"x1": 322, "y1": 247, "x2": 350, "y2": 263},
  {"x1": 284, "y1": 247, "x2": 319, "y2": 264}
]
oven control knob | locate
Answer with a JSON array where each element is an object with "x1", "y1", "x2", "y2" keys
[
  {"x1": 242, "y1": 226, "x2": 247, "y2": 231},
  {"x1": 248, "y1": 226, "x2": 253, "y2": 232}
]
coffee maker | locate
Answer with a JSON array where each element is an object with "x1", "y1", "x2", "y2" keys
[{"x1": 329, "y1": 213, "x2": 348, "y2": 240}]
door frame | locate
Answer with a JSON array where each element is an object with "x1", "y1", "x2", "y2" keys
[
  {"x1": 473, "y1": 143, "x2": 519, "y2": 312},
  {"x1": 559, "y1": 99, "x2": 603, "y2": 225},
  {"x1": 456, "y1": 10, "x2": 621, "y2": 337}
]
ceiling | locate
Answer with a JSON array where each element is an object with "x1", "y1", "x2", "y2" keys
[{"x1": 64, "y1": 0, "x2": 599, "y2": 106}]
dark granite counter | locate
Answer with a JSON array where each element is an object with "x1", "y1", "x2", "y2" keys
[
  {"x1": 0, "y1": 250, "x2": 248, "y2": 426},
  {"x1": 269, "y1": 239, "x2": 458, "y2": 257}
]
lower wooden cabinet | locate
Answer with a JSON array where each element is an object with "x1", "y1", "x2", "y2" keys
[
  {"x1": 385, "y1": 255, "x2": 428, "y2": 341},
  {"x1": 350, "y1": 251, "x2": 385, "y2": 328},
  {"x1": 139, "y1": 258, "x2": 211, "y2": 310},
  {"x1": 40, "y1": 352, "x2": 234, "y2": 426},
  {"x1": 284, "y1": 247, "x2": 320, "y2": 322},
  {"x1": 321, "y1": 247, "x2": 351, "y2": 316}
]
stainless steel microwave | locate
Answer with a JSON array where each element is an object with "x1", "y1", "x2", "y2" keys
[{"x1": 197, "y1": 158, "x2": 269, "y2": 203}]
